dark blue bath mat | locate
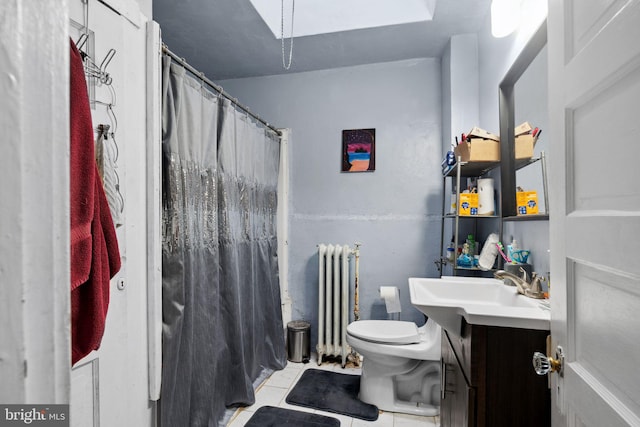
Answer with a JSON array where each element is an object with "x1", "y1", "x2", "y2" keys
[
  {"x1": 245, "y1": 406, "x2": 339, "y2": 427},
  {"x1": 285, "y1": 369, "x2": 379, "y2": 421}
]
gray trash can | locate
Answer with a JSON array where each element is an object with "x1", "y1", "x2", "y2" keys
[{"x1": 287, "y1": 320, "x2": 310, "y2": 363}]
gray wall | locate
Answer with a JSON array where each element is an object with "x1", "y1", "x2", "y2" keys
[
  {"x1": 441, "y1": 34, "x2": 481, "y2": 264},
  {"x1": 445, "y1": 33, "x2": 480, "y2": 150},
  {"x1": 219, "y1": 59, "x2": 443, "y2": 347}
]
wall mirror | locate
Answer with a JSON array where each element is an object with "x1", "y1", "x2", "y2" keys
[
  {"x1": 513, "y1": 44, "x2": 548, "y2": 215},
  {"x1": 499, "y1": 20, "x2": 548, "y2": 218}
]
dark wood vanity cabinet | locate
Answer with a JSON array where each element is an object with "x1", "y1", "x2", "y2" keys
[{"x1": 440, "y1": 321, "x2": 550, "y2": 427}]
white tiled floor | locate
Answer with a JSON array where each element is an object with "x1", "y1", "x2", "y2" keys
[{"x1": 226, "y1": 356, "x2": 440, "y2": 427}]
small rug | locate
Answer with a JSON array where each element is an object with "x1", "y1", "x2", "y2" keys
[
  {"x1": 245, "y1": 406, "x2": 340, "y2": 427},
  {"x1": 285, "y1": 369, "x2": 379, "y2": 421}
]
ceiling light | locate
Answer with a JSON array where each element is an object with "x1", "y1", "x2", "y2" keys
[
  {"x1": 491, "y1": 0, "x2": 521, "y2": 38},
  {"x1": 251, "y1": 0, "x2": 436, "y2": 39}
]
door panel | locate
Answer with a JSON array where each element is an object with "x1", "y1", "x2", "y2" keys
[
  {"x1": 571, "y1": 262, "x2": 640, "y2": 408},
  {"x1": 566, "y1": 369, "x2": 637, "y2": 426},
  {"x1": 548, "y1": 0, "x2": 640, "y2": 425},
  {"x1": 564, "y1": 1, "x2": 640, "y2": 108},
  {"x1": 569, "y1": 0, "x2": 627, "y2": 55},
  {"x1": 570, "y1": 68, "x2": 640, "y2": 212},
  {"x1": 70, "y1": 360, "x2": 100, "y2": 427}
]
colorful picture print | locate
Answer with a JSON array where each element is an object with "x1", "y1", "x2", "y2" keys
[{"x1": 342, "y1": 128, "x2": 375, "y2": 172}]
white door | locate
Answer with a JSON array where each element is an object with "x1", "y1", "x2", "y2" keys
[
  {"x1": 547, "y1": 1, "x2": 640, "y2": 425},
  {"x1": 68, "y1": 1, "x2": 156, "y2": 426}
]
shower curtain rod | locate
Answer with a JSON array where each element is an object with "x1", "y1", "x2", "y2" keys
[{"x1": 162, "y1": 44, "x2": 282, "y2": 138}]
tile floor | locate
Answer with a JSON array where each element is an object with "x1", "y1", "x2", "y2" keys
[{"x1": 227, "y1": 355, "x2": 440, "y2": 427}]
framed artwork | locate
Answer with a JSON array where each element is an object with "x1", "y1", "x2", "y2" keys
[{"x1": 341, "y1": 128, "x2": 375, "y2": 172}]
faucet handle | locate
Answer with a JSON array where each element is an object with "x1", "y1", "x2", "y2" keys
[
  {"x1": 518, "y1": 266, "x2": 529, "y2": 283},
  {"x1": 526, "y1": 273, "x2": 546, "y2": 299},
  {"x1": 530, "y1": 273, "x2": 545, "y2": 289}
]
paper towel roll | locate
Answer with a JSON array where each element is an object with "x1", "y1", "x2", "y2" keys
[
  {"x1": 380, "y1": 286, "x2": 401, "y2": 314},
  {"x1": 478, "y1": 178, "x2": 495, "y2": 215}
]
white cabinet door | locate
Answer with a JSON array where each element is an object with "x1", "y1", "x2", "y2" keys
[{"x1": 548, "y1": 1, "x2": 640, "y2": 425}]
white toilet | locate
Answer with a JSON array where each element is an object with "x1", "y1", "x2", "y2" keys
[{"x1": 346, "y1": 319, "x2": 442, "y2": 416}]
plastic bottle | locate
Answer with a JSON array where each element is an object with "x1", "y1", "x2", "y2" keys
[
  {"x1": 507, "y1": 238, "x2": 519, "y2": 262},
  {"x1": 446, "y1": 240, "x2": 455, "y2": 262},
  {"x1": 467, "y1": 234, "x2": 476, "y2": 256}
]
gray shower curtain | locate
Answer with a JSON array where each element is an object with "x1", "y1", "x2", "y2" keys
[{"x1": 161, "y1": 56, "x2": 286, "y2": 426}]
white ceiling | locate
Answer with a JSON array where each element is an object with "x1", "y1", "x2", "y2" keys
[{"x1": 153, "y1": 0, "x2": 492, "y2": 80}]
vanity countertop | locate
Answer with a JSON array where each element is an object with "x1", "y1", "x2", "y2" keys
[{"x1": 409, "y1": 276, "x2": 550, "y2": 333}]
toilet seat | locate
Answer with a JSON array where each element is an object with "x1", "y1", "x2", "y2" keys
[
  {"x1": 346, "y1": 319, "x2": 441, "y2": 361},
  {"x1": 347, "y1": 320, "x2": 420, "y2": 344}
]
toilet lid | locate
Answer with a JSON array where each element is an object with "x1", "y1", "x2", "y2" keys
[{"x1": 347, "y1": 320, "x2": 421, "y2": 344}]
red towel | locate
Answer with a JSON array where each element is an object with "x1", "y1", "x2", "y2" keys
[
  {"x1": 70, "y1": 39, "x2": 121, "y2": 365},
  {"x1": 70, "y1": 39, "x2": 95, "y2": 289}
]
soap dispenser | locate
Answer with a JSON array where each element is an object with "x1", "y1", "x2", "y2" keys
[{"x1": 507, "y1": 238, "x2": 518, "y2": 262}]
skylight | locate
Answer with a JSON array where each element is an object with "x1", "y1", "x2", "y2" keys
[{"x1": 250, "y1": 0, "x2": 437, "y2": 39}]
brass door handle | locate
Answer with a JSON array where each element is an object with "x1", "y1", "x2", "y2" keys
[{"x1": 532, "y1": 346, "x2": 564, "y2": 376}]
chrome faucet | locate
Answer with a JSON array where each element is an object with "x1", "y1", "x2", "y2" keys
[{"x1": 494, "y1": 268, "x2": 546, "y2": 299}]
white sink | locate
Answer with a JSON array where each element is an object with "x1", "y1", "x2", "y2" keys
[{"x1": 409, "y1": 276, "x2": 550, "y2": 333}]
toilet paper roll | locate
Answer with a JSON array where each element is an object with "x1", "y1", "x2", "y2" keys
[
  {"x1": 478, "y1": 178, "x2": 495, "y2": 215},
  {"x1": 380, "y1": 286, "x2": 401, "y2": 314}
]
